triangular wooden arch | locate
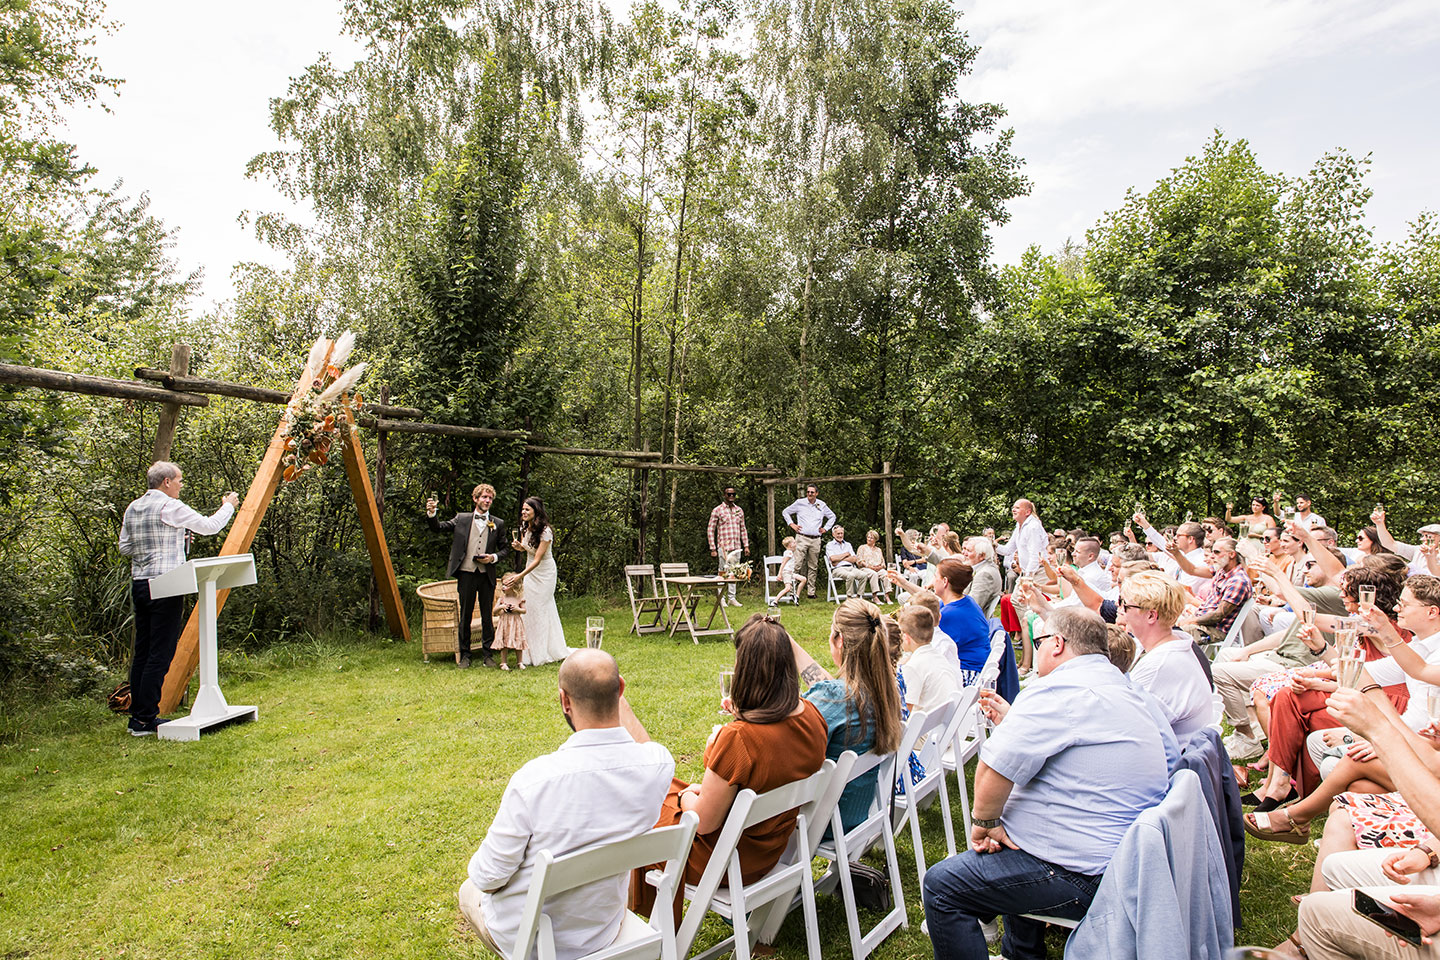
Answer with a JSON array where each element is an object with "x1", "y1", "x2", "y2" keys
[{"x1": 159, "y1": 340, "x2": 408, "y2": 714}]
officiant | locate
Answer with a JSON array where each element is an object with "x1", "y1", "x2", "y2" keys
[
  {"x1": 426, "y1": 483, "x2": 510, "y2": 668},
  {"x1": 706, "y1": 485, "x2": 749, "y2": 607}
]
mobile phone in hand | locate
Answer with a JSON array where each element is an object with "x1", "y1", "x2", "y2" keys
[{"x1": 1354, "y1": 889, "x2": 1424, "y2": 947}]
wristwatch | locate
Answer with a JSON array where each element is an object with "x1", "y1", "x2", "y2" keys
[
  {"x1": 1420, "y1": 843, "x2": 1439, "y2": 870},
  {"x1": 972, "y1": 816, "x2": 1003, "y2": 830}
]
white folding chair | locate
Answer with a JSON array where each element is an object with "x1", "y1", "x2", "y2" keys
[
  {"x1": 625, "y1": 564, "x2": 670, "y2": 635},
  {"x1": 1218, "y1": 598, "x2": 1257, "y2": 652},
  {"x1": 509, "y1": 811, "x2": 700, "y2": 960},
  {"x1": 659, "y1": 763, "x2": 836, "y2": 960},
  {"x1": 824, "y1": 556, "x2": 846, "y2": 604},
  {"x1": 937, "y1": 684, "x2": 985, "y2": 838},
  {"x1": 891, "y1": 696, "x2": 961, "y2": 889},
  {"x1": 812, "y1": 750, "x2": 909, "y2": 960},
  {"x1": 762, "y1": 555, "x2": 798, "y2": 605}
]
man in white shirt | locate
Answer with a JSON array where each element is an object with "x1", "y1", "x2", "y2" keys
[
  {"x1": 1293, "y1": 495, "x2": 1325, "y2": 531},
  {"x1": 996, "y1": 498, "x2": 1046, "y2": 581},
  {"x1": 459, "y1": 650, "x2": 675, "y2": 959},
  {"x1": 1138, "y1": 515, "x2": 1209, "y2": 591},
  {"x1": 1371, "y1": 508, "x2": 1440, "y2": 577},
  {"x1": 117, "y1": 461, "x2": 238, "y2": 736},
  {"x1": 1073, "y1": 537, "x2": 1115, "y2": 600},
  {"x1": 1121, "y1": 570, "x2": 1214, "y2": 738},
  {"x1": 782, "y1": 484, "x2": 836, "y2": 600},
  {"x1": 824, "y1": 525, "x2": 869, "y2": 597}
]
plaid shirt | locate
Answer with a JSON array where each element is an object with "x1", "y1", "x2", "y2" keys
[
  {"x1": 1198, "y1": 565, "x2": 1253, "y2": 631},
  {"x1": 707, "y1": 502, "x2": 749, "y2": 554},
  {"x1": 118, "y1": 489, "x2": 235, "y2": 579}
]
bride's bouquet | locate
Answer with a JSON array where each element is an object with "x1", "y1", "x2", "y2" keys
[{"x1": 280, "y1": 332, "x2": 367, "y2": 483}]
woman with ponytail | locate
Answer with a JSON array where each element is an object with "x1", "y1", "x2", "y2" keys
[{"x1": 792, "y1": 598, "x2": 904, "y2": 832}]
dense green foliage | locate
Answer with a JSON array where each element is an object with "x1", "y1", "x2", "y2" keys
[{"x1": 1, "y1": 0, "x2": 1439, "y2": 693}]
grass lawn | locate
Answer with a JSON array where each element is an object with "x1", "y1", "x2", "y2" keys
[{"x1": 1, "y1": 592, "x2": 1314, "y2": 958}]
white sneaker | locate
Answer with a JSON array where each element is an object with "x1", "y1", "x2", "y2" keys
[
  {"x1": 981, "y1": 918, "x2": 1001, "y2": 943},
  {"x1": 1223, "y1": 731, "x2": 1264, "y2": 760}
]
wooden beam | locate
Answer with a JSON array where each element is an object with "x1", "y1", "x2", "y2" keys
[
  {"x1": 611, "y1": 461, "x2": 781, "y2": 476},
  {"x1": 134, "y1": 368, "x2": 424, "y2": 419},
  {"x1": 523, "y1": 444, "x2": 660, "y2": 459},
  {"x1": 342, "y1": 406, "x2": 409, "y2": 641},
  {"x1": 760, "y1": 471, "x2": 904, "y2": 486},
  {"x1": 766, "y1": 465, "x2": 776, "y2": 558},
  {"x1": 159, "y1": 343, "x2": 333, "y2": 713},
  {"x1": 359, "y1": 417, "x2": 530, "y2": 440},
  {"x1": 0, "y1": 363, "x2": 208, "y2": 407},
  {"x1": 150, "y1": 343, "x2": 191, "y2": 461}
]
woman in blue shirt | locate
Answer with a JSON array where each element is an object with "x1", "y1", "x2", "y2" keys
[
  {"x1": 932, "y1": 558, "x2": 991, "y2": 681},
  {"x1": 790, "y1": 598, "x2": 903, "y2": 832}
]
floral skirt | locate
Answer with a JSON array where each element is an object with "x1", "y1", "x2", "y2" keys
[
  {"x1": 1335, "y1": 791, "x2": 1434, "y2": 849},
  {"x1": 1250, "y1": 669, "x2": 1295, "y2": 705}
]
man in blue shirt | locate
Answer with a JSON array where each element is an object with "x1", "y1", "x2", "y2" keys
[
  {"x1": 922, "y1": 607, "x2": 1171, "y2": 960},
  {"x1": 781, "y1": 484, "x2": 835, "y2": 601}
]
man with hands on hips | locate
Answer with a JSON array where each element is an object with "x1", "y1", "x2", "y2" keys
[
  {"x1": 921, "y1": 607, "x2": 1171, "y2": 960},
  {"x1": 781, "y1": 484, "x2": 835, "y2": 601}
]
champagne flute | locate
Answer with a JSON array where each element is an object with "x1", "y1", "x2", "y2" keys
[
  {"x1": 585, "y1": 616, "x2": 604, "y2": 649},
  {"x1": 1299, "y1": 607, "x2": 1315, "y2": 627},
  {"x1": 1332, "y1": 624, "x2": 1358, "y2": 660},
  {"x1": 1336, "y1": 653, "x2": 1366, "y2": 690},
  {"x1": 719, "y1": 670, "x2": 734, "y2": 716},
  {"x1": 1358, "y1": 585, "x2": 1377, "y2": 608},
  {"x1": 1428, "y1": 689, "x2": 1440, "y2": 725}
]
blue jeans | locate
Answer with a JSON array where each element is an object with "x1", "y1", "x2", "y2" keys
[{"x1": 922, "y1": 847, "x2": 1101, "y2": 959}]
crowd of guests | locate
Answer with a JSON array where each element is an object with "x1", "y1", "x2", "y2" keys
[{"x1": 458, "y1": 494, "x2": 1440, "y2": 960}]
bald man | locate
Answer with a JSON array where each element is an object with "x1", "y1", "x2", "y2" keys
[
  {"x1": 996, "y1": 498, "x2": 1047, "y2": 583},
  {"x1": 459, "y1": 650, "x2": 674, "y2": 958}
]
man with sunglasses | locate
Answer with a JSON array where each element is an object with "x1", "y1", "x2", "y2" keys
[
  {"x1": 706, "y1": 485, "x2": 750, "y2": 606},
  {"x1": 922, "y1": 607, "x2": 1171, "y2": 960}
]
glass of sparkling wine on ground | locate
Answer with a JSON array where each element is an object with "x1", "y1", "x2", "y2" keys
[
  {"x1": 1336, "y1": 653, "x2": 1366, "y2": 689},
  {"x1": 719, "y1": 670, "x2": 734, "y2": 715},
  {"x1": 585, "y1": 616, "x2": 604, "y2": 649}
]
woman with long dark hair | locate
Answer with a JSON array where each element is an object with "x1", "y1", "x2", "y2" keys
[{"x1": 506, "y1": 496, "x2": 571, "y2": 665}]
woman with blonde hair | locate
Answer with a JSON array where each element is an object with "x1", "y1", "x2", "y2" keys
[{"x1": 791, "y1": 598, "x2": 904, "y2": 832}]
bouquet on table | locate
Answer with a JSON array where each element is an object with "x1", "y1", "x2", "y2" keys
[{"x1": 281, "y1": 332, "x2": 367, "y2": 483}]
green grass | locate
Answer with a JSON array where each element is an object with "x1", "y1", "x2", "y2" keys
[{"x1": 1, "y1": 594, "x2": 1311, "y2": 958}]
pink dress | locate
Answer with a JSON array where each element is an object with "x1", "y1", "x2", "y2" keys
[{"x1": 491, "y1": 598, "x2": 527, "y2": 652}]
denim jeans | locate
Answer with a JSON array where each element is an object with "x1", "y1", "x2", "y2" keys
[{"x1": 922, "y1": 847, "x2": 1102, "y2": 959}]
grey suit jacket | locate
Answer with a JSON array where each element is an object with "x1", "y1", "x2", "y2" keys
[{"x1": 428, "y1": 512, "x2": 510, "y2": 579}]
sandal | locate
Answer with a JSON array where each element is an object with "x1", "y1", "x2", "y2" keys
[
  {"x1": 1244, "y1": 809, "x2": 1311, "y2": 844},
  {"x1": 1271, "y1": 931, "x2": 1308, "y2": 958}
]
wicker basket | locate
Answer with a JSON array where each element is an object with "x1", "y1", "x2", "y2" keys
[{"x1": 416, "y1": 579, "x2": 489, "y2": 662}]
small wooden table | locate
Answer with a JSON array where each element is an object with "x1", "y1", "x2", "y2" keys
[{"x1": 664, "y1": 575, "x2": 738, "y2": 643}]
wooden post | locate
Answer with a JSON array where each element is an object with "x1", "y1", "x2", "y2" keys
[
  {"x1": 519, "y1": 415, "x2": 532, "y2": 574},
  {"x1": 766, "y1": 465, "x2": 776, "y2": 558},
  {"x1": 341, "y1": 405, "x2": 408, "y2": 641},
  {"x1": 882, "y1": 461, "x2": 894, "y2": 564},
  {"x1": 369, "y1": 384, "x2": 389, "y2": 632},
  {"x1": 158, "y1": 344, "x2": 334, "y2": 714},
  {"x1": 151, "y1": 343, "x2": 191, "y2": 462},
  {"x1": 637, "y1": 439, "x2": 650, "y2": 564}
]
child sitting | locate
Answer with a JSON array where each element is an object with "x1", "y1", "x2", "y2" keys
[
  {"x1": 492, "y1": 577, "x2": 527, "y2": 670},
  {"x1": 897, "y1": 606, "x2": 962, "y2": 716},
  {"x1": 774, "y1": 536, "x2": 807, "y2": 603}
]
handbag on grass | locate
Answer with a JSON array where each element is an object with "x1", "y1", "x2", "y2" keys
[{"x1": 846, "y1": 861, "x2": 892, "y2": 912}]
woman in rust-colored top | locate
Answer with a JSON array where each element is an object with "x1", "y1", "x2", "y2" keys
[{"x1": 630, "y1": 614, "x2": 828, "y2": 923}]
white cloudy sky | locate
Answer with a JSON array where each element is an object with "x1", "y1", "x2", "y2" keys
[{"x1": 59, "y1": 0, "x2": 1440, "y2": 306}]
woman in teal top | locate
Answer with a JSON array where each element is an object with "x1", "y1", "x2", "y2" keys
[{"x1": 791, "y1": 598, "x2": 903, "y2": 832}]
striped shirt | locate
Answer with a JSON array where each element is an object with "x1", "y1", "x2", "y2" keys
[{"x1": 118, "y1": 489, "x2": 235, "y2": 579}]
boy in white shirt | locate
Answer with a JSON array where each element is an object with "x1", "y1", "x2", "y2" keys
[{"x1": 898, "y1": 606, "x2": 963, "y2": 715}]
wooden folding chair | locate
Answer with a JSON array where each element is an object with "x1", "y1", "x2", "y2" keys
[
  {"x1": 658, "y1": 563, "x2": 695, "y2": 625},
  {"x1": 625, "y1": 564, "x2": 670, "y2": 635}
]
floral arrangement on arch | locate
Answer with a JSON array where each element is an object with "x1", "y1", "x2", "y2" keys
[{"x1": 280, "y1": 332, "x2": 367, "y2": 483}]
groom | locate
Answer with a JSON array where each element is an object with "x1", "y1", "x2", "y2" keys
[{"x1": 427, "y1": 484, "x2": 510, "y2": 668}]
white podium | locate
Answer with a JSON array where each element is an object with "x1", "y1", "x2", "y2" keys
[{"x1": 149, "y1": 555, "x2": 259, "y2": 741}]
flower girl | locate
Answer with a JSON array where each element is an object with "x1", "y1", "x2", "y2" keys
[{"x1": 492, "y1": 577, "x2": 527, "y2": 670}]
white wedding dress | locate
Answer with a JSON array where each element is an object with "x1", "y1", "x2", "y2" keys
[{"x1": 520, "y1": 526, "x2": 571, "y2": 666}]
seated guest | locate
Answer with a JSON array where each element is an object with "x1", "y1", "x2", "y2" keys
[
  {"x1": 1122, "y1": 570, "x2": 1214, "y2": 737},
  {"x1": 897, "y1": 528, "x2": 928, "y2": 585},
  {"x1": 1178, "y1": 537, "x2": 1252, "y2": 647},
  {"x1": 1290, "y1": 687, "x2": 1440, "y2": 959},
  {"x1": 921, "y1": 608, "x2": 1171, "y2": 960},
  {"x1": 897, "y1": 605, "x2": 962, "y2": 716},
  {"x1": 854, "y1": 529, "x2": 891, "y2": 602},
  {"x1": 460, "y1": 650, "x2": 675, "y2": 959},
  {"x1": 893, "y1": 558, "x2": 990, "y2": 681},
  {"x1": 1371, "y1": 505, "x2": 1440, "y2": 576},
  {"x1": 1073, "y1": 536, "x2": 1115, "y2": 599},
  {"x1": 959, "y1": 536, "x2": 1004, "y2": 616},
  {"x1": 629, "y1": 615, "x2": 827, "y2": 924},
  {"x1": 825, "y1": 525, "x2": 869, "y2": 598},
  {"x1": 1105, "y1": 624, "x2": 1136, "y2": 672},
  {"x1": 791, "y1": 598, "x2": 903, "y2": 833}
]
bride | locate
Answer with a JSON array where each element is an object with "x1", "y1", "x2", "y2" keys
[{"x1": 508, "y1": 497, "x2": 571, "y2": 666}]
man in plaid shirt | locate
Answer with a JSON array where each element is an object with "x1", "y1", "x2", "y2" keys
[
  {"x1": 118, "y1": 462, "x2": 238, "y2": 737},
  {"x1": 1180, "y1": 537, "x2": 1253, "y2": 646},
  {"x1": 707, "y1": 485, "x2": 750, "y2": 606}
]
